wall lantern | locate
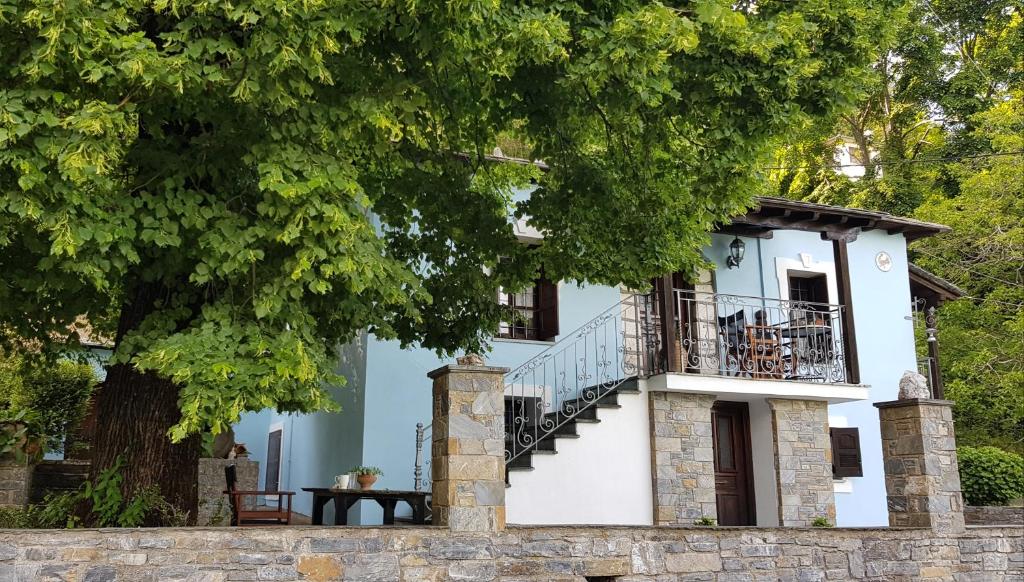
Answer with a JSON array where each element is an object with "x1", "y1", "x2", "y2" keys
[{"x1": 726, "y1": 236, "x2": 745, "y2": 269}]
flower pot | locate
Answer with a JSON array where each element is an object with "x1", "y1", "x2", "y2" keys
[{"x1": 357, "y1": 474, "x2": 377, "y2": 490}]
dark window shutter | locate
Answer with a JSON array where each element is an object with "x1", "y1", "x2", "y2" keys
[
  {"x1": 830, "y1": 427, "x2": 863, "y2": 478},
  {"x1": 536, "y1": 276, "x2": 559, "y2": 341}
]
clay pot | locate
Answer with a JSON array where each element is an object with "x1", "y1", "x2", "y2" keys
[{"x1": 357, "y1": 474, "x2": 377, "y2": 490}]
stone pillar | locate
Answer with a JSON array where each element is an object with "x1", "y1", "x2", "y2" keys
[
  {"x1": 428, "y1": 357, "x2": 509, "y2": 532},
  {"x1": 875, "y1": 398, "x2": 965, "y2": 533},
  {"x1": 649, "y1": 391, "x2": 717, "y2": 524},
  {"x1": 0, "y1": 460, "x2": 33, "y2": 509},
  {"x1": 197, "y1": 458, "x2": 259, "y2": 526},
  {"x1": 768, "y1": 398, "x2": 836, "y2": 526}
]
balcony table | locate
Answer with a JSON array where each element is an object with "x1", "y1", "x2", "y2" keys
[{"x1": 303, "y1": 487, "x2": 429, "y2": 526}]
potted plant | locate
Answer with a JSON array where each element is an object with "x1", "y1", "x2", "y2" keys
[{"x1": 351, "y1": 466, "x2": 383, "y2": 490}]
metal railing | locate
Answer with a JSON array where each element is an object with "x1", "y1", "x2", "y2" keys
[
  {"x1": 413, "y1": 422, "x2": 431, "y2": 493},
  {"x1": 503, "y1": 292, "x2": 658, "y2": 465},
  {"x1": 672, "y1": 290, "x2": 848, "y2": 383}
]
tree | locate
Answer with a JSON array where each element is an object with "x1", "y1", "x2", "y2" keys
[
  {"x1": 767, "y1": 1, "x2": 1023, "y2": 452},
  {"x1": 914, "y1": 95, "x2": 1024, "y2": 453},
  {"x1": 0, "y1": 0, "x2": 900, "y2": 519}
]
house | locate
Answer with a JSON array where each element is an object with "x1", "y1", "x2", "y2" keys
[{"x1": 233, "y1": 192, "x2": 951, "y2": 528}]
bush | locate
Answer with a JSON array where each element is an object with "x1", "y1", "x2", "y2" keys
[
  {"x1": 958, "y1": 446, "x2": 1024, "y2": 506},
  {"x1": 0, "y1": 353, "x2": 96, "y2": 454}
]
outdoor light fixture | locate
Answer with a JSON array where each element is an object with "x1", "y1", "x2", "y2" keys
[{"x1": 726, "y1": 236, "x2": 745, "y2": 269}]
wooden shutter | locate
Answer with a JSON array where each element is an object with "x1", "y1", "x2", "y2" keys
[
  {"x1": 536, "y1": 275, "x2": 559, "y2": 341},
  {"x1": 830, "y1": 427, "x2": 863, "y2": 478}
]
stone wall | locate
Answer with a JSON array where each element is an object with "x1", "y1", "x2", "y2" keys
[
  {"x1": 197, "y1": 459, "x2": 259, "y2": 526},
  {"x1": 648, "y1": 391, "x2": 716, "y2": 525},
  {"x1": 0, "y1": 460, "x2": 32, "y2": 509},
  {"x1": 767, "y1": 399, "x2": 836, "y2": 527},
  {"x1": 965, "y1": 506, "x2": 1024, "y2": 527},
  {"x1": 0, "y1": 524, "x2": 1020, "y2": 581}
]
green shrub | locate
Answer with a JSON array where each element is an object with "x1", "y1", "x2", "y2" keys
[
  {"x1": 0, "y1": 353, "x2": 96, "y2": 454},
  {"x1": 958, "y1": 446, "x2": 1024, "y2": 506},
  {"x1": 811, "y1": 516, "x2": 833, "y2": 527},
  {"x1": 693, "y1": 517, "x2": 716, "y2": 526}
]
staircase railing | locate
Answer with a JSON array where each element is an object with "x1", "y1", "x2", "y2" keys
[
  {"x1": 413, "y1": 422, "x2": 431, "y2": 493},
  {"x1": 504, "y1": 292, "x2": 659, "y2": 465}
]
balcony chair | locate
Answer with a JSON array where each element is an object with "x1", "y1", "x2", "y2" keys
[
  {"x1": 745, "y1": 324, "x2": 784, "y2": 379},
  {"x1": 716, "y1": 310, "x2": 747, "y2": 375},
  {"x1": 224, "y1": 464, "x2": 295, "y2": 526}
]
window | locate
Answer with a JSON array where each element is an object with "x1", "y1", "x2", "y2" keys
[
  {"x1": 788, "y1": 272, "x2": 829, "y2": 305},
  {"x1": 498, "y1": 273, "x2": 558, "y2": 341}
]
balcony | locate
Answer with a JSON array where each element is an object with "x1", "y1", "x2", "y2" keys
[
  {"x1": 636, "y1": 289, "x2": 866, "y2": 402},
  {"x1": 671, "y1": 290, "x2": 848, "y2": 382}
]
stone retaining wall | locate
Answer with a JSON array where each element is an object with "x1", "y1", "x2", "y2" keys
[
  {"x1": 0, "y1": 524, "x2": 1020, "y2": 581},
  {"x1": 965, "y1": 506, "x2": 1024, "y2": 527},
  {"x1": 0, "y1": 460, "x2": 33, "y2": 509}
]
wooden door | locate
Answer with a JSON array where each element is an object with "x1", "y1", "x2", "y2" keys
[
  {"x1": 712, "y1": 401, "x2": 755, "y2": 526},
  {"x1": 265, "y1": 429, "x2": 283, "y2": 493}
]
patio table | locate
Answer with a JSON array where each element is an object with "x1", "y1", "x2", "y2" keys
[{"x1": 302, "y1": 487, "x2": 429, "y2": 526}]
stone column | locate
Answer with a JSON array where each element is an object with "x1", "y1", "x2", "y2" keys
[
  {"x1": 0, "y1": 460, "x2": 33, "y2": 509},
  {"x1": 875, "y1": 398, "x2": 965, "y2": 533},
  {"x1": 428, "y1": 356, "x2": 509, "y2": 532},
  {"x1": 768, "y1": 398, "x2": 836, "y2": 526},
  {"x1": 649, "y1": 391, "x2": 717, "y2": 524}
]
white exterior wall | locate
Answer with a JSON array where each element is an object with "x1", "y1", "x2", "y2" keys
[{"x1": 505, "y1": 382, "x2": 654, "y2": 525}]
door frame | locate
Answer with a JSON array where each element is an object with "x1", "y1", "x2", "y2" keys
[{"x1": 711, "y1": 400, "x2": 757, "y2": 526}]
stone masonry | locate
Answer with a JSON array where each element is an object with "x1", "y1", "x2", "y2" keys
[
  {"x1": 768, "y1": 398, "x2": 836, "y2": 526},
  {"x1": 0, "y1": 460, "x2": 32, "y2": 509},
  {"x1": 0, "y1": 524, "x2": 1021, "y2": 581},
  {"x1": 649, "y1": 391, "x2": 717, "y2": 525},
  {"x1": 876, "y1": 398, "x2": 966, "y2": 533},
  {"x1": 197, "y1": 458, "x2": 259, "y2": 526},
  {"x1": 428, "y1": 359, "x2": 509, "y2": 533}
]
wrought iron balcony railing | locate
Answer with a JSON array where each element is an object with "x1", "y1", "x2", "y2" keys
[{"x1": 671, "y1": 290, "x2": 849, "y2": 383}]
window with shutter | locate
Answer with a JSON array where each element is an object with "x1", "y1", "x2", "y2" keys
[
  {"x1": 830, "y1": 427, "x2": 863, "y2": 478},
  {"x1": 497, "y1": 270, "x2": 558, "y2": 341}
]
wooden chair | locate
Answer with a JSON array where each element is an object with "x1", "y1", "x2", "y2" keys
[
  {"x1": 224, "y1": 464, "x2": 295, "y2": 526},
  {"x1": 744, "y1": 325, "x2": 784, "y2": 379}
]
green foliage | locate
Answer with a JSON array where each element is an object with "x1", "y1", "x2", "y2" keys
[
  {"x1": 0, "y1": 0, "x2": 903, "y2": 442},
  {"x1": 769, "y1": 1, "x2": 1023, "y2": 453},
  {"x1": 693, "y1": 516, "x2": 717, "y2": 526},
  {"x1": 810, "y1": 516, "x2": 832, "y2": 527},
  {"x1": 0, "y1": 353, "x2": 96, "y2": 453},
  {"x1": 0, "y1": 502, "x2": 66, "y2": 529},
  {"x1": 350, "y1": 466, "x2": 383, "y2": 477},
  {"x1": 958, "y1": 446, "x2": 1024, "y2": 506},
  {"x1": 39, "y1": 456, "x2": 190, "y2": 528}
]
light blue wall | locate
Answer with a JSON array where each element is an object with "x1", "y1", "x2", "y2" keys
[{"x1": 832, "y1": 230, "x2": 916, "y2": 526}]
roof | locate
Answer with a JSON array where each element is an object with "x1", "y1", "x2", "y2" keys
[
  {"x1": 725, "y1": 197, "x2": 951, "y2": 242},
  {"x1": 908, "y1": 263, "x2": 966, "y2": 305}
]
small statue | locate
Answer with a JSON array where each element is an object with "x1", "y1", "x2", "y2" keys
[
  {"x1": 898, "y1": 371, "x2": 931, "y2": 399},
  {"x1": 457, "y1": 353, "x2": 486, "y2": 366}
]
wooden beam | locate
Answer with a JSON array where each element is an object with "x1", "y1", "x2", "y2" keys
[
  {"x1": 717, "y1": 225, "x2": 775, "y2": 239},
  {"x1": 656, "y1": 275, "x2": 681, "y2": 373},
  {"x1": 832, "y1": 240, "x2": 860, "y2": 384}
]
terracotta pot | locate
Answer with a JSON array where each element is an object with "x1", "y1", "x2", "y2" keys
[{"x1": 357, "y1": 474, "x2": 377, "y2": 490}]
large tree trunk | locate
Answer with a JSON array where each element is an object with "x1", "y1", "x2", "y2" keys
[{"x1": 90, "y1": 279, "x2": 200, "y2": 525}]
